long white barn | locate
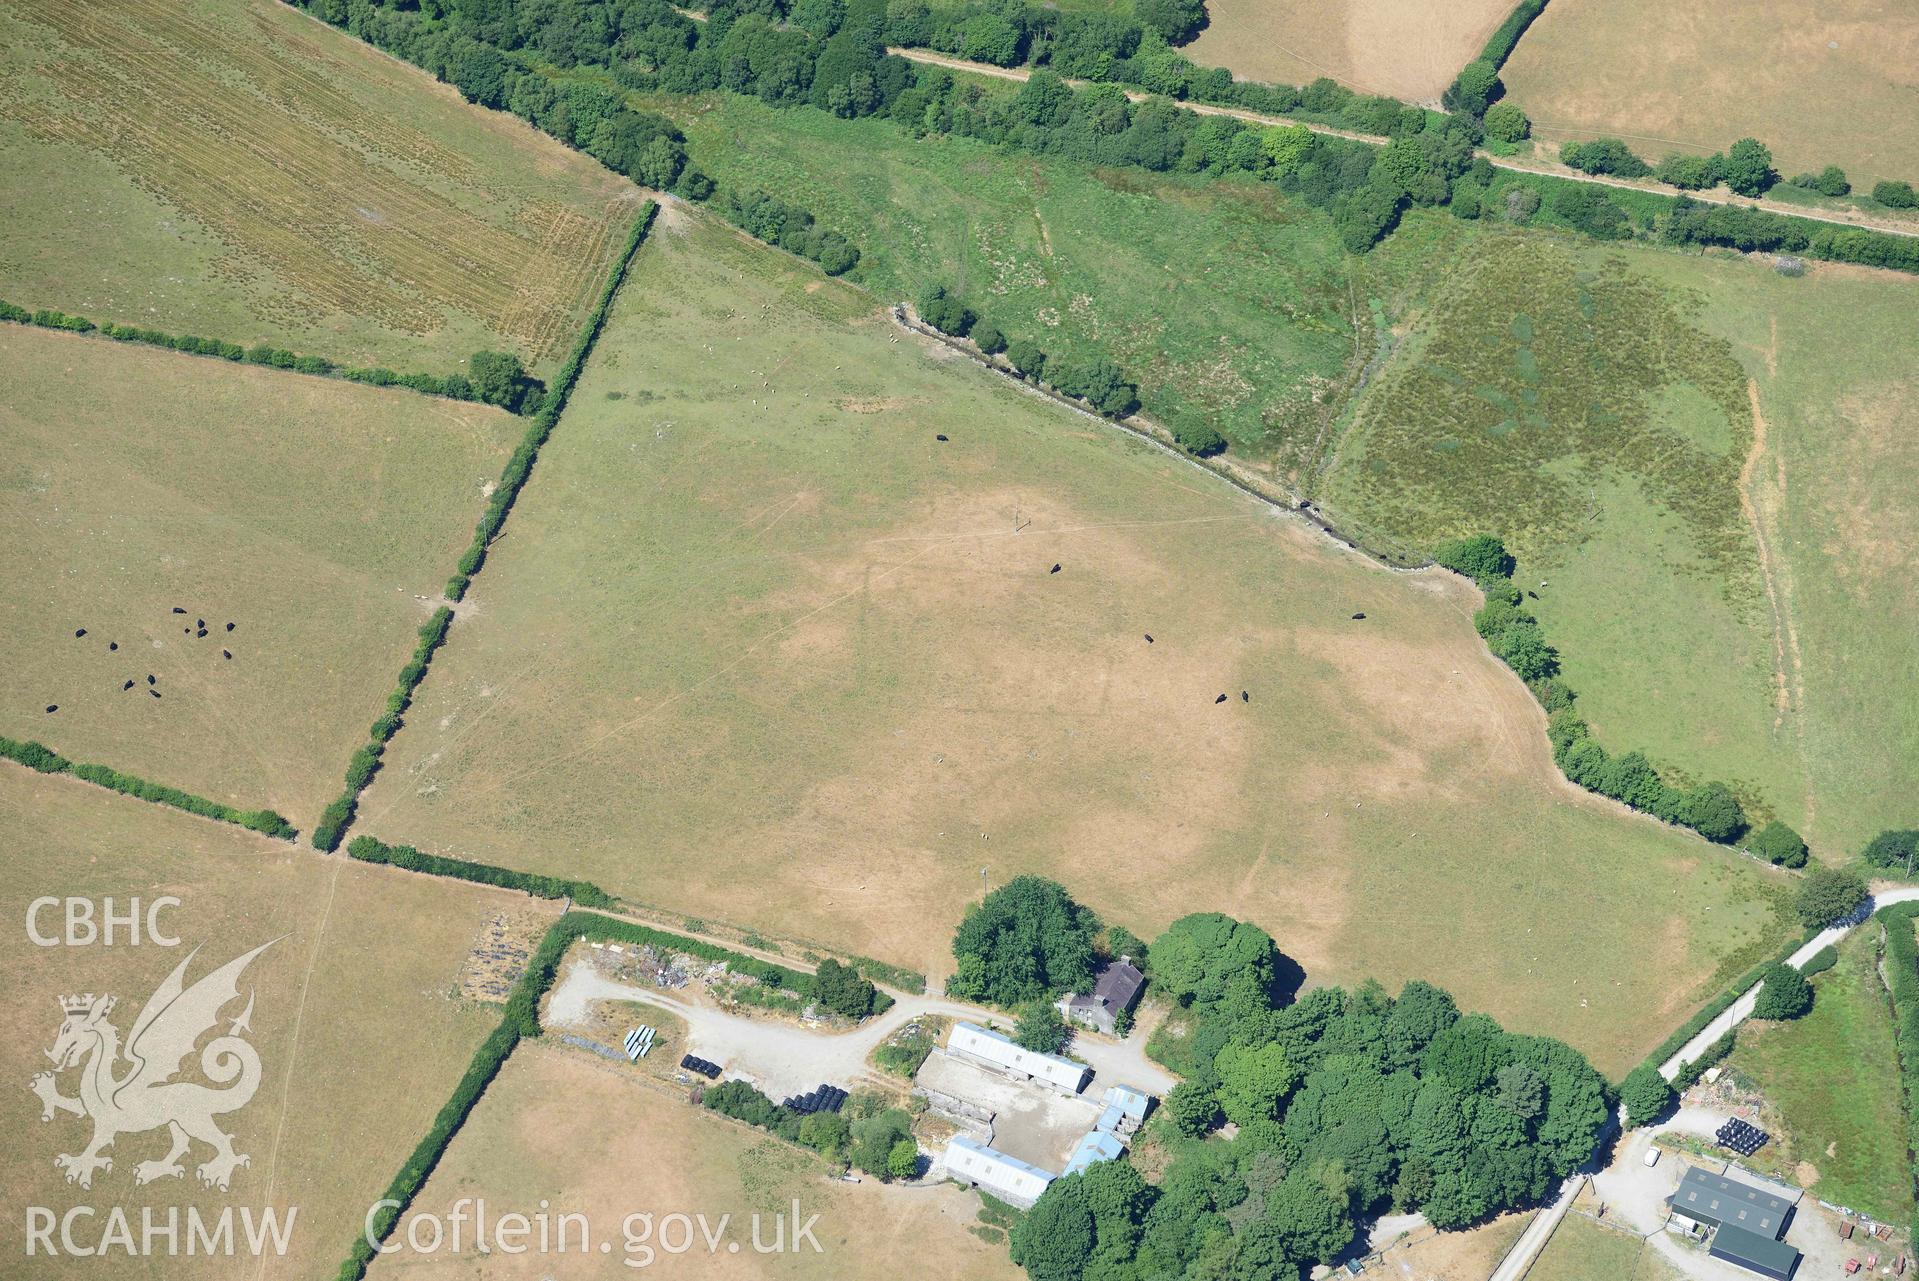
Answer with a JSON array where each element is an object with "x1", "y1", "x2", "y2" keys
[
  {"x1": 947, "y1": 1022, "x2": 1091, "y2": 1094},
  {"x1": 942, "y1": 1136, "x2": 1056, "y2": 1208}
]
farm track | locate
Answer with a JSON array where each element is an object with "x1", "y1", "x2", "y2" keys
[{"x1": 889, "y1": 48, "x2": 1919, "y2": 242}]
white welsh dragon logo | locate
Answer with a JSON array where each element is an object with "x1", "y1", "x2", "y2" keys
[{"x1": 28, "y1": 940, "x2": 276, "y2": 1191}]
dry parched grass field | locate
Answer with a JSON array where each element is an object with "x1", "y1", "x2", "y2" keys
[
  {"x1": 1500, "y1": 0, "x2": 1919, "y2": 191},
  {"x1": 0, "y1": 325, "x2": 521, "y2": 827},
  {"x1": 1183, "y1": 0, "x2": 1519, "y2": 103},
  {"x1": 0, "y1": 0, "x2": 642, "y2": 377},
  {"x1": 375, "y1": 1046, "x2": 1019, "y2": 1280},
  {"x1": 360, "y1": 212, "x2": 1786, "y2": 1075},
  {"x1": 0, "y1": 767, "x2": 522, "y2": 1280}
]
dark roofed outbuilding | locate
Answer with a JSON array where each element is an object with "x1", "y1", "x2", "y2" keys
[
  {"x1": 1709, "y1": 1224, "x2": 1801, "y2": 1280},
  {"x1": 1059, "y1": 958, "x2": 1146, "y2": 1036},
  {"x1": 1670, "y1": 1166, "x2": 1794, "y2": 1239}
]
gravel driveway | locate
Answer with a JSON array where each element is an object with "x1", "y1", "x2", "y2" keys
[{"x1": 544, "y1": 953, "x2": 1177, "y2": 1101}]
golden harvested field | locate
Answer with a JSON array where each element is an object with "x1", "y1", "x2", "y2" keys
[
  {"x1": 0, "y1": 325, "x2": 520, "y2": 828},
  {"x1": 1501, "y1": 0, "x2": 1919, "y2": 191},
  {"x1": 1182, "y1": 0, "x2": 1517, "y2": 103},
  {"x1": 0, "y1": 766, "x2": 525, "y2": 1280},
  {"x1": 376, "y1": 1045, "x2": 1019, "y2": 1280},
  {"x1": 357, "y1": 212, "x2": 1788, "y2": 1075},
  {"x1": 0, "y1": 0, "x2": 644, "y2": 378}
]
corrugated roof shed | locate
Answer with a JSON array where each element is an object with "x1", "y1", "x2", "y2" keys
[
  {"x1": 1062, "y1": 1129, "x2": 1126, "y2": 1177},
  {"x1": 1709, "y1": 1223, "x2": 1802, "y2": 1280},
  {"x1": 1671, "y1": 1166, "x2": 1794, "y2": 1238}
]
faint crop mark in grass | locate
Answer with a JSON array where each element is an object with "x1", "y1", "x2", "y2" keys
[{"x1": 1335, "y1": 239, "x2": 1758, "y2": 604}]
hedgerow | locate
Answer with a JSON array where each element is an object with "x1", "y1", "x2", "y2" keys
[
  {"x1": 333, "y1": 903, "x2": 891, "y2": 1276},
  {"x1": 311, "y1": 607, "x2": 453, "y2": 852},
  {"x1": 0, "y1": 734, "x2": 295, "y2": 839},
  {"x1": 1664, "y1": 195, "x2": 1919, "y2": 273},
  {"x1": 1879, "y1": 901, "x2": 1919, "y2": 1238},
  {"x1": 915, "y1": 285, "x2": 1145, "y2": 424},
  {"x1": 716, "y1": 188, "x2": 859, "y2": 275},
  {"x1": 848, "y1": 954, "x2": 929, "y2": 994},
  {"x1": 1473, "y1": 0, "x2": 1549, "y2": 70},
  {"x1": 288, "y1": 0, "x2": 1919, "y2": 276},
  {"x1": 1440, "y1": 536, "x2": 1757, "y2": 844},
  {"x1": 346, "y1": 834, "x2": 615, "y2": 906},
  {"x1": 1636, "y1": 930, "x2": 1816, "y2": 1078},
  {"x1": 444, "y1": 201, "x2": 657, "y2": 601},
  {"x1": 0, "y1": 299, "x2": 502, "y2": 409}
]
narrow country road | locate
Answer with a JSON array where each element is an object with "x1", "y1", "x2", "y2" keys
[
  {"x1": 1486, "y1": 1176, "x2": 1584, "y2": 1281},
  {"x1": 1489, "y1": 890, "x2": 1919, "y2": 1281},
  {"x1": 1659, "y1": 886, "x2": 1919, "y2": 1078},
  {"x1": 889, "y1": 48, "x2": 1919, "y2": 242}
]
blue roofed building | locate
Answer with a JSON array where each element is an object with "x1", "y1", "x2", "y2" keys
[{"x1": 1062, "y1": 1129, "x2": 1126, "y2": 1177}]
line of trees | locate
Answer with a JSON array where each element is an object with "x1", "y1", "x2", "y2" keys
[
  {"x1": 312, "y1": 607, "x2": 454, "y2": 852},
  {"x1": 703, "y1": 1081, "x2": 919, "y2": 1176},
  {"x1": 1441, "y1": 0, "x2": 1547, "y2": 119},
  {"x1": 1011, "y1": 908, "x2": 1611, "y2": 1281},
  {"x1": 1662, "y1": 195, "x2": 1919, "y2": 273},
  {"x1": 890, "y1": 0, "x2": 1445, "y2": 144},
  {"x1": 294, "y1": 0, "x2": 1919, "y2": 278},
  {"x1": 1880, "y1": 901, "x2": 1919, "y2": 1241},
  {"x1": 1433, "y1": 535, "x2": 1774, "y2": 849},
  {"x1": 0, "y1": 299, "x2": 539, "y2": 412},
  {"x1": 716, "y1": 188, "x2": 860, "y2": 274},
  {"x1": 1558, "y1": 135, "x2": 1919, "y2": 217},
  {"x1": 1, "y1": 734, "x2": 295, "y2": 840},
  {"x1": 914, "y1": 284, "x2": 1165, "y2": 431},
  {"x1": 346, "y1": 833, "x2": 616, "y2": 905}
]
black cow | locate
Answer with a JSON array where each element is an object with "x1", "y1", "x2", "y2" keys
[
  {"x1": 1050, "y1": 563, "x2": 1061, "y2": 574},
  {"x1": 75, "y1": 628, "x2": 87, "y2": 638},
  {"x1": 1214, "y1": 693, "x2": 1227, "y2": 704}
]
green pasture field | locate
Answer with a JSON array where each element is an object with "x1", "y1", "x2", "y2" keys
[
  {"x1": 632, "y1": 90, "x2": 1465, "y2": 480},
  {"x1": 0, "y1": 325, "x2": 520, "y2": 828},
  {"x1": 0, "y1": 0, "x2": 643, "y2": 379},
  {"x1": 1726, "y1": 928, "x2": 1915, "y2": 1222},
  {"x1": 357, "y1": 211, "x2": 1787, "y2": 1074},
  {"x1": 0, "y1": 767, "x2": 516, "y2": 1280},
  {"x1": 1655, "y1": 254, "x2": 1919, "y2": 859},
  {"x1": 1318, "y1": 232, "x2": 1823, "y2": 832},
  {"x1": 1525, "y1": 1211, "x2": 1679, "y2": 1281},
  {"x1": 1326, "y1": 228, "x2": 1919, "y2": 859}
]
